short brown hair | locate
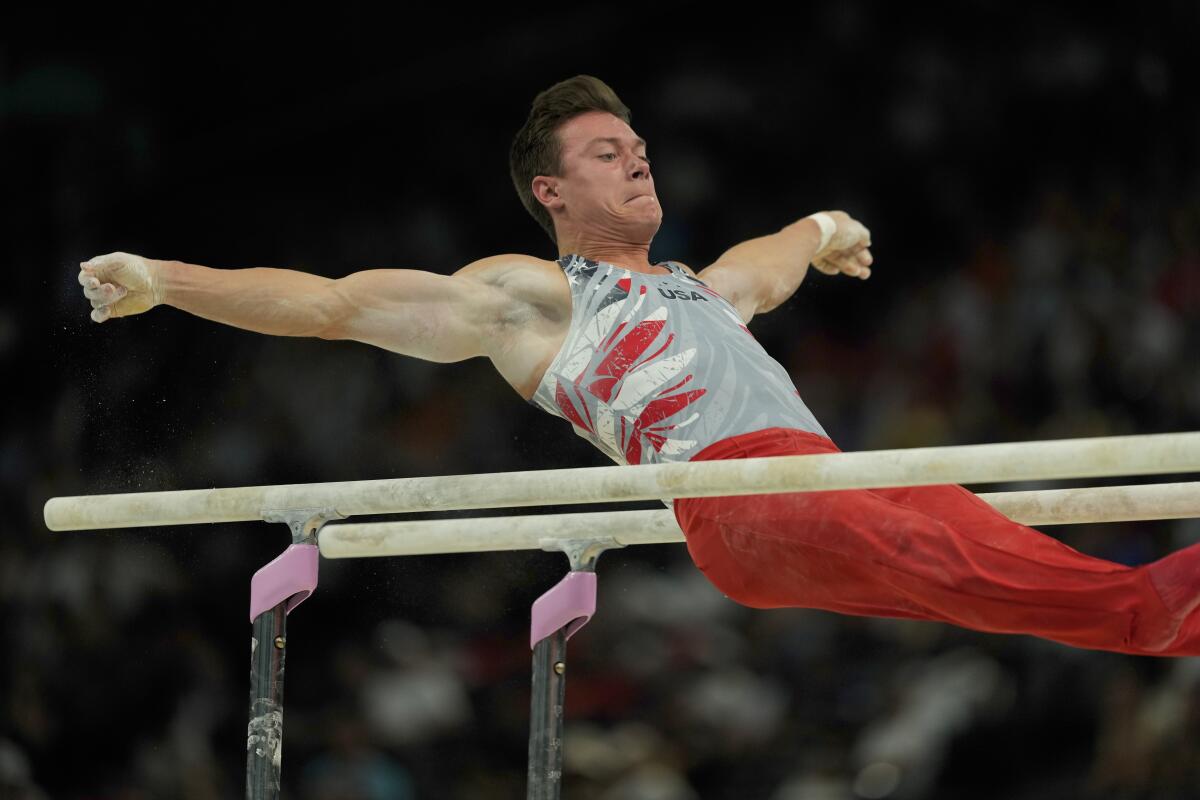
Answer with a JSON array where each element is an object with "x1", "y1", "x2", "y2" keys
[{"x1": 509, "y1": 75, "x2": 632, "y2": 246}]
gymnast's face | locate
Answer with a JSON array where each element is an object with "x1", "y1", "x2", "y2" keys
[{"x1": 541, "y1": 110, "x2": 661, "y2": 240}]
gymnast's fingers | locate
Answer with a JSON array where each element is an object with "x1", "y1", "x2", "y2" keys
[
  {"x1": 812, "y1": 258, "x2": 839, "y2": 275},
  {"x1": 80, "y1": 267, "x2": 125, "y2": 303},
  {"x1": 829, "y1": 251, "x2": 871, "y2": 279},
  {"x1": 841, "y1": 260, "x2": 869, "y2": 278},
  {"x1": 80, "y1": 270, "x2": 103, "y2": 299},
  {"x1": 81, "y1": 274, "x2": 126, "y2": 304}
]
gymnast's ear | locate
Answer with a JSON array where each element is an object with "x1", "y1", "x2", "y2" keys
[{"x1": 531, "y1": 176, "x2": 563, "y2": 209}]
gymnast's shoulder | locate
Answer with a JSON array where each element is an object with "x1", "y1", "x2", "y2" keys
[{"x1": 451, "y1": 254, "x2": 569, "y2": 315}]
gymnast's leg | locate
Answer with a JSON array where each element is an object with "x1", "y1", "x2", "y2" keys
[{"x1": 673, "y1": 428, "x2": 1200, "y2": 657}]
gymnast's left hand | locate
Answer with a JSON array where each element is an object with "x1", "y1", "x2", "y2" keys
[{"x1": 811, "y1": 210, "x2": 873, "y2": 280}]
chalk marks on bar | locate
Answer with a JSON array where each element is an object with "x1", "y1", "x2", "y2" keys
[
  {"x1": 318, "y1": 482, "x2": 1200, "y2": 559},
  {"x1": 44, "y1": 432, "x2": 1200, "y2": 533}
]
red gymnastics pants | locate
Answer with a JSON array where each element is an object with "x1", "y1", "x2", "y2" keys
[{"x1": 672, "y1": 427, "x2": 1200, "y2": 656}]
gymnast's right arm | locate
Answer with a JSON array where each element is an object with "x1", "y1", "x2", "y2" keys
[{"x1": 77, "y1": 251, "x2": 517, "y2": 363}]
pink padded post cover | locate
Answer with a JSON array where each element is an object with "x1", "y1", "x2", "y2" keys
[
  {"x1": 249, "y1": 543, "x2": 319, "y2": 623},
  {"x1": 530, "y1": 571, "x2": 597, "y2": 649}
]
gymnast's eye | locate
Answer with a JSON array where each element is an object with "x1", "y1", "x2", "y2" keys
[{"x1": 600, "y1": 153, "x2": 617, "y2": 160}]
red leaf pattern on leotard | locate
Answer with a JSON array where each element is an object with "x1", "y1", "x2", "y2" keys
[
  {"x1": 536, "y1": 254, "x2": 828, "y2": 467},
  {"x1": 552, "y1": 303, "x2": 706, "y2": 464}
]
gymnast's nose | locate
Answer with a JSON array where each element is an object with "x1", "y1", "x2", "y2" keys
[{"x1": 628, "y1": 154, "x2": 650, "y2": 181}]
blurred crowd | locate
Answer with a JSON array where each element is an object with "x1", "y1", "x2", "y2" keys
[{"x1": 6, "y1": 3, "x2": 1200, "y2": 798}]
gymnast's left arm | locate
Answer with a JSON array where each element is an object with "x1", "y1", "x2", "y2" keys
[{"x1": 697, "y1": 210, "x2": 873, "y2": 319}]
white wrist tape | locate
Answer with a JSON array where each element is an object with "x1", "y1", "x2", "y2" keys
[{"x1": 806, "y1": 212, "x2": 837, "y2": 253}]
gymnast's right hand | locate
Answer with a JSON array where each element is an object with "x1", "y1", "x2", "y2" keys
[{"x1": 78, "y1": 252, "x2": 166, "y2": 323}]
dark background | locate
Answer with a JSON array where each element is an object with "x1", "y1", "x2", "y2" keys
[{"x1": 6, "y1": 2, "x2": 1200, "y2": 798}]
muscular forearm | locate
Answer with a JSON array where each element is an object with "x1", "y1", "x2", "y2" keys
[
  {"x1": 778, "y1": 215, "x2": 826, "y2": 256},
  {"x1": 756, "y1": 217, "x2": 823, "y2": 312},
  {"x1": 159, "y1": 259, "x2": 340, "y2": 338}
]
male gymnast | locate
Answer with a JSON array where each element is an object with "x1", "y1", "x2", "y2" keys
[{"x1": 77, "y1": 75, "x2": 1200, "y2": 656}]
